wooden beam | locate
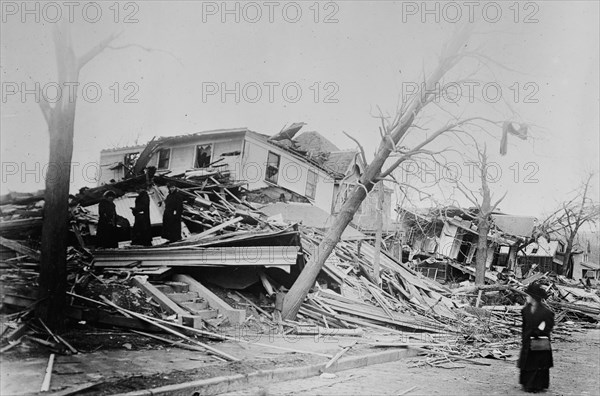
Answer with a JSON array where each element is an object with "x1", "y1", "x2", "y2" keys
[
  {"x1": 0, "y1": 236, "x2": 41, "y2": 261},
  {"x1": 40, "y1": 354, "x2": 55, "y2": 392},
  {"x1": 181, "y1": 216, "x2": 243, "y2": 243}
]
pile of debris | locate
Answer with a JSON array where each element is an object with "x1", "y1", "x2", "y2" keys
[
  {"x1": 0, "y1": 191, "x2": 45, "y2": 237},
  {"x1": 1, "y1": 170, "x2": 599, "y2": 372}
]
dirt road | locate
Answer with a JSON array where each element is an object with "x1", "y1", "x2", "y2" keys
[{"x1": 224, "y1": 329, "x2": 600, "y2": 396}]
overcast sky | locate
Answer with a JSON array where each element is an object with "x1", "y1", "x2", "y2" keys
[{"x1": 1, "y1": 1, "x2": 598, "y2": 217}]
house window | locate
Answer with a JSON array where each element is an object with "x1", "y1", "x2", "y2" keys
[
  {"x1": 157, "y1": 148, "x2": 171, "y2": 170},
  {"x1": 265, "y1": 151, "x2": 281, "y2": 184},
  {"x1": 195, "y1": 144, "x2": 212, "y2": 168},
  {"x1": 123, "y1": 152, "x2": 139, "y2": 177},
  {"x1": 306, "y1": 169, "x2": 318, "y2": 199}
]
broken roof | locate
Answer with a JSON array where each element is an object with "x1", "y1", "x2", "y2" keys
[
  {"x1": 322, "y1": 151, "x2": 358, "y2": 176},
  {"x1": 491, "y1": 214, "x2": 536, "y2": 237},
  {"x1": 293, "y1": 131, "x2": 340, "y2": 154}
]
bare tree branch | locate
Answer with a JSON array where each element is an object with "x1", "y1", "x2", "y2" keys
[
  {"x1": 343, "y1": 131, "x2": 368, "y2": 168},
  {"x1": 78, "y1": 32, "x2": 121, "y2": 70},
  {"x1": 38, "y1": 94, "x2": 52, "y2": 124}
]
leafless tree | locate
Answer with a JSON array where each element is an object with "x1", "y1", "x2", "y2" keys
[
  {"x1": 36, "y1": 23, "x2": 121, "y2": 331},
  {"x1": 281, "y1": 25, "x2": 517, "y2": 319},
  {"x1": 539, "y1": 173, "x2": 599, "y2": 277},
  {"x1": 455, "y1": 144, "x2": 507, "y2": 285}
]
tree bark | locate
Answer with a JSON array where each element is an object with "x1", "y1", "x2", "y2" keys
[
  {"x1": 36, "y1": 24, "x2": 80, "y2": 331},
  {"x1": 475, "y1": 221, "x2": 489, "y2": 285},
  {"x1": 562, "y1": 238, "x2": 574, "y2": 277},
  {"x1": 475, "y1": 148, "x2": 492, "y2": 286},
  {"x1": 36, "y1": 116, "x2": 76, "y2": 330}
]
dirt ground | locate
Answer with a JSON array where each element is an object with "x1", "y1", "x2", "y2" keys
[
  {"x1": 224, "y1": 328, "x2": 600, "y2": 396},
  {"x1": 2, "y1": 320, "x2": 597, "y2": 395}
]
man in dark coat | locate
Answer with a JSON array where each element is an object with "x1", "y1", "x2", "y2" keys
[
  {"x1": 131, "y1": 190, "x2": 152, "y2": 246},
  {"x1": 162, "y1": 184, "x2": 184, "y2": 242},
  {"x1": 518, "y1": 282, "x2": 555, "y2": 393},
  {"x1": 97, "y1": 190, "x2": 118, "y2": 248}
]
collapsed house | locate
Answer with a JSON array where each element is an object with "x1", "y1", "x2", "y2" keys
[
  {"x1": 398, "y1": 207, "x2": 538, "y2": 281},
  {"x1": 397, "y1": 206, "x2": 600, "y2": 286}
]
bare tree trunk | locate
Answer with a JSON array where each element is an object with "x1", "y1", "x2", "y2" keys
[
  {"x1": 373, "y1": 182, "x2": 384, "y2": 285},
  {"x1": 475, "y1": 221, "x2": 489, "y2": 285},
  {"x1": 33, "y1": 24, "x2": 126, "y2": 330},
  {"x1": 37, "y1": 114, "x2": 75, "y2": 330},
  {"x1": 562, "y1": 238, "x2": 574, "y2": 277},
  {"x1": 36, "y1": 25, "x2": 80, "y2": 331},
  {"x1": 474, "y1": 146, "x2": 494, "y2": 286}
]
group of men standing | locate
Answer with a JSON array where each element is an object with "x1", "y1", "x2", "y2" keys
[{"x1": 96, "y1": 183, "x2": 184, "y2": 248}]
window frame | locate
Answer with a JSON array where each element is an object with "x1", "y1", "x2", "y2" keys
[
  {"x1": 193, "y1": 143, "x2": 213, "y2": 169},
  {"x1": 265, "y1": 151, "x2": 281, "y2": 184},
  {"x1": 305, "y1": 169, "x2": 318, "y2": 199},
  {"x1": 123, "y1": 152, "x2": 140, "y2": 178},
  {"x1": 157, "y1": 148, "x2": 171, "y2": 170}
]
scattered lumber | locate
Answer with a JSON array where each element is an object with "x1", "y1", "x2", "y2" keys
[
  {"x1": 410, "y1": 346, "x2": 491, "y2": 366},
  {"x1": 40, "y1": 353, "x2": 55, "y2": 392},
  {"x1": 322, "y1": 341, "x2": 356, "y2": 372},
  {"x1": 0, "y1": 236, "x2": 41, "y2": 261},
  {"x1": 100, "y1": 296, "x2": 239, "y2": 362}
]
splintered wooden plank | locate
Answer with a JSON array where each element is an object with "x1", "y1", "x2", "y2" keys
[
  {"x1": 180, "y1": 216, "x2": 243, "y2": 243},
  {"x1": 0, "y1": 237, "x2": 40, "y2": 261}
]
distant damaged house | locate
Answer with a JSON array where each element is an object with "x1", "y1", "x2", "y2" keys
[
  {"x1": 98, "y1": 123, "x2": 393, "y2": 231},
  {"x1": 398, "y1": 207, "x2": 536, "y2": 281}
]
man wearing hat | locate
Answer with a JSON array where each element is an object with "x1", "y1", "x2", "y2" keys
[
  {"x1": 131, "y1": 189, "x2": 152, "y2": 246},
  {"x1": 518, "y1": 282, "x2": 555, "y2": 393},
  {"x1": 97, "y1": 190, "x2": 119, "y2": 248},
  {"x1": 161, "y1": 183, "x2": 184, "y2": 242}
]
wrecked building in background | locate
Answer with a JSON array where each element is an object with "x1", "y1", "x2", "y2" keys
[
  {"x1": 397, "y1": 207, "x2": 537, "y2": 282},
  {"x1": 396, "y1": 206, "x2": 599, "y2": 284}
]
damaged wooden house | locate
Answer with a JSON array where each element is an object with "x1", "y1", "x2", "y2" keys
[
  {"x1": 98, "y1": 122, "x2": 396, "y2": 239},
  {"x1": 397, "y1": 207, "x2": 537, "y2": 282}
]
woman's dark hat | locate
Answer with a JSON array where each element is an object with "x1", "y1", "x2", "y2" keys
[{"x1": 525, "y1": 283, "x2": 547, "y2": 301}]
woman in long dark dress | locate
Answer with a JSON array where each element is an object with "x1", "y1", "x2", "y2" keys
[
  {"x1": 161, "y1": 184, "x2": 184, "y2": 242},
  {"x1": 131, "y1": 190, "x2": 152, "y2": 246},
  {"x1": 518, "y1": 282, "x2": 555, "y2": 393},
  {"x1": 97, "y1": 190, "x2": 118, "y2": 248}
]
